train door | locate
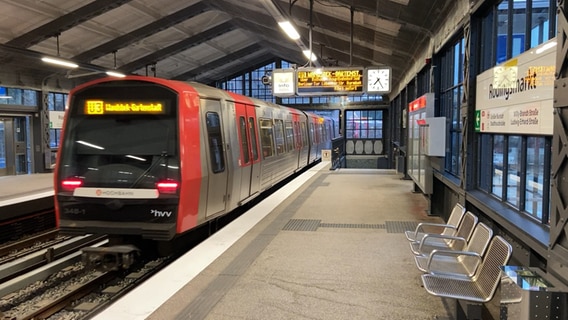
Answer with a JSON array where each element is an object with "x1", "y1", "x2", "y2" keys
[
  {"x1": 0, "y1": 117, "x2": 29, "y2": 176},
  {"x1": 235, "y1": 103, "x2": 260, "y2": 200},
  {"x1": 201, "y1": 99, "x2": 228, "y2": 217}
]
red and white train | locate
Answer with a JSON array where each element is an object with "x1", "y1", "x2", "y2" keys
[{"x1": 55, "y1": 76, "x2": 336, "y2": 248}]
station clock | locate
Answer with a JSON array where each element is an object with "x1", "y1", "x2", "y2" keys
[{"x1": 366, "y1": 68, "x2": 391, "y2": 93}]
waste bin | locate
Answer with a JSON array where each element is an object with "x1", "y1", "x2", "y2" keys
[{"x1": 500, "y1": 266, "x2": 568, "y2": 319}]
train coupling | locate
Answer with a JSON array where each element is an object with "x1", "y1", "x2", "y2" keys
[{"x1": 82, "y1": 245, "x2": 140, "y2": 271}]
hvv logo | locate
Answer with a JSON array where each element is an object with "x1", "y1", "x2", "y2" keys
[{"x1": 151, "y1": 209, "x2": 172, "y2": 217}]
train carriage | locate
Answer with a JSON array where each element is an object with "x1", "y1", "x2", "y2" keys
[{"x1": 55, "y1": 76, "x2": 334, "y2": 247}]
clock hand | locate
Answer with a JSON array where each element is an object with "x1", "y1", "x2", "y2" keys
[{"x1": 375, "y1": 78, "x2": 384, "y2": 88}]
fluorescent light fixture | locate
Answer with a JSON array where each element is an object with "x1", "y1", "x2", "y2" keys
[
  {"x1": 76, "y1": 140, "x2": 104, "y2": 150},
  {"x1": 41, "y1": 57, "x2": 79, "y2": 68},
  {"x1": 278, "y1": 21, "x2": 301, "y2": 40},
  {"x1": 0, "y1": 96, "x2": 12, "y2": 99},
  {"x1": 106, "y1": 71, "x2": 126, "y2": 78},
  {"x1": 303, "y1": 50, "x2": 317, "y2": 62},
  {"x1": 536, "y1": 41, "x2": 557, "y2": 54}
]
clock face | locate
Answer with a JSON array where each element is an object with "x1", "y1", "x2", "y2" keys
[
  {"x1": 367, "y1": 68, "x2": 390, "y2": 93},
  {"x1": 493, "y1": 66, "x2": 518, "y2": 89}
]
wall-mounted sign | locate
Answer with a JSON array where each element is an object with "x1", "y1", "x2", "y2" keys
[
  {"x1": 272, "y1": 69, "x2": 296, "y2": 97},
  {"x1": 475, "y1": 39, "x2": 556, "y2": 134},
  {"x1": 49, "y1": 111, "x2": 65, "y2": 129},
  {"x1": 296, "y1": 67, "x2": 364, "y2": 96},
  {"x1": 366, "y1": 67, "x2": 391, "y2": 94}
]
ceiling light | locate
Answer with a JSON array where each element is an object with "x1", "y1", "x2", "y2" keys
[
  {"x1": 303, "y1": 50, "x2": 317, "y2": 62},
  {"x1": 106, "y1": 71, "x2": 126, "y2": 78},
  {"x1": 278, "y1": 21, "x2": 301, "y2": 40},
  {"x1": 41, "y1": 57, "x2": 78, "y2": 68},
  {"x1": 0, "y1": 96, "x2": 12, "y2": 99}
]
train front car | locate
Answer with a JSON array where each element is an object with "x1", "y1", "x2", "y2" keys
[{"x1": 55, "y1": 76, "x2": 200, "y2": 266}]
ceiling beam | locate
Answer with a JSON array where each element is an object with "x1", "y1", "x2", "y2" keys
[
  {"x1": 6, "y1": 0, "x2": 133, "y2": 48},
  {"x1": 195, "y1": 52, "x2": 277, "y2": 84},
  {"x1": 119, "y1": 21, "x2": 236, "y2": 73},
  {"x1": 172, "y1": 43, "x2": 264, "y2": 81},
  {"x1": 72, "y1": 2, "x2": 210, "y2": 62}
]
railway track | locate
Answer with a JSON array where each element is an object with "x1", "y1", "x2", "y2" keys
[{"x1": 0, "y1": 251, "x2": 170, "y2": 320}]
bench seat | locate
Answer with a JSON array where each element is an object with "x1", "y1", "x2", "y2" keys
[{"x1": 421, "y1": 236, "x2": 512, "y2": 303}]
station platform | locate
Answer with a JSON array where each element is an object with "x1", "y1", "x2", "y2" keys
[
  {"x1": 94, "y1": 162, "x2": 455, "y2": 320},
  {"x1": 0, "y1": 173, "x2": 54, "y2": 219}
]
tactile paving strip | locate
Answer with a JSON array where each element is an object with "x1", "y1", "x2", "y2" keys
[
  {"x1": 282, "y1": 219, "x2": 420, "y2": 233},
  {"x1": 319, "y1": 223, "x2": 385, "y2": 229},
  {"x1": 385, "y1": 221, "x2": 420, "y2": 233},
  {"x1": 282, "y1": 219, "x2": 322, "y2": 231}
]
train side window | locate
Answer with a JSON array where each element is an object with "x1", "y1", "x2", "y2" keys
[
  {"x1": 285, "y1": 121, "x2": 294, "y2": 151},
  {"x1": 301, "y1": 122, "x2": 308, "y2": 147},
  {"x1": 259, "y1": 118, "x2": 274, "y2": 158},
  {"x1": 274, "y1": 119, "x2": 285, "y2": 154},
  {"x1": 239, "y1": 116, "x2": 250, "y2": 164},
  {"x1": 309, "y1": 122, "x2": 316, "y2": 144},
  {"x1": 206, "y1": 112, "x2": 225, "y2": 173},
  {"x1": 249, "y1": 117, "x2": 258, "y2": 161},
  {"x1": 293, "y1": 122, "x2": 300, "y2": 148}
]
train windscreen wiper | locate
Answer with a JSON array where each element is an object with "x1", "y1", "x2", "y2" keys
[{"x1": 129, "y1": 150, "x2": 168, "y2": 188}]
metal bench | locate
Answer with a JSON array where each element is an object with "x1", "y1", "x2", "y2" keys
[
  {"x1": 409, "y1": 211, "x2": 478, "y2": 256},
  {"x1": 414, "y1": 222, "x2": 493, "y2": 278},
  {"x1": 421, "y1": 235, "x2": 513, "y2": 303},
  {"x1": 405, "y1": 203, "x2": 465, "y2": 243}
]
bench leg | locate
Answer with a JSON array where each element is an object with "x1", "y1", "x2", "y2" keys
[{"x1": 457, "y1": 300, "x2": 483, "y2": 320}]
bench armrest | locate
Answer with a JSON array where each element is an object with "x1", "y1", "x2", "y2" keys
[
  {"x1": 411, "y1": 223, "x2": 457, "y2": 238},
  {"x1": 426, "y1": 249, "x2": 482, "y2": 278},
  {"x1": 418, "y1": 234, "x2": 467, "y2": 252}
]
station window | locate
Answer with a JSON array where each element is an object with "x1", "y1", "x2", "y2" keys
[
  {"x1": 251, "y1": 63, "x2": 276, "y2": 103},
  {"x1": 479, "y1": 133, "x2": 550, "y2": 223},
  {"x1": 438, "y1": 36, "x2": 464, "y2": 179},
  {"x1": 218, "y1": 60, "x2": 383, "y2": 106},
  {"x1": 482, "y1": 0, "x2": 556, "y2": 67},
  {"x1": 47, "y1": 92, "x2": 68, "y2": 148},
  {"x1": 0, "y1": 87, "x2": 38, "y2": 106},
  {"x1": 344, "y1": 110, "x2": 383, "y2": 140},
  {"x1": 475, "y1": 0, "x2": 555, "y2": 225}
]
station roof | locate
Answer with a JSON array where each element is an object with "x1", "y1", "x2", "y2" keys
[{"x1": 0, "y1": 0, "x2": 455, "y2": 91}]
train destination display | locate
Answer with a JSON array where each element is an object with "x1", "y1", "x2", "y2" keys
[
  {"x1": 84, "y1": 100, "x2": 166, "y2": 115},
  {"x1": 296, "y1": 68, "x2": 364, "y2": 95}
]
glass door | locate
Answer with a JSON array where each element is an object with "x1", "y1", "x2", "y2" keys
[
  {"x1": 0, "y1": 116, "x2": 31, "y2": 176},
  {"x1": 14, "y1": 117, "x2": 30, "y2": 174}
]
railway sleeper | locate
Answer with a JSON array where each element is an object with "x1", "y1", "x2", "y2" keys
[{"x1": 82, "y1": 245, "x2": 140, "y2": 271}]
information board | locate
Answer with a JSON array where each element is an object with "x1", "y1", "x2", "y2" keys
[
  {"x1": 296, "y1": 68, "x2": 364, "y2": 96},
  {"x1": 475, "y1": 39, "x2": 556, "y2": 134}
]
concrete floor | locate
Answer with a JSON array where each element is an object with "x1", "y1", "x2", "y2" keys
[{"x1": 146, "y1": 167, "x2": 456, "y2": 320}]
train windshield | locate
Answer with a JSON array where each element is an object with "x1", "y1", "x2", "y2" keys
[{"x1": 58, "y1": 81, "x2": 180, "y2": 189}]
